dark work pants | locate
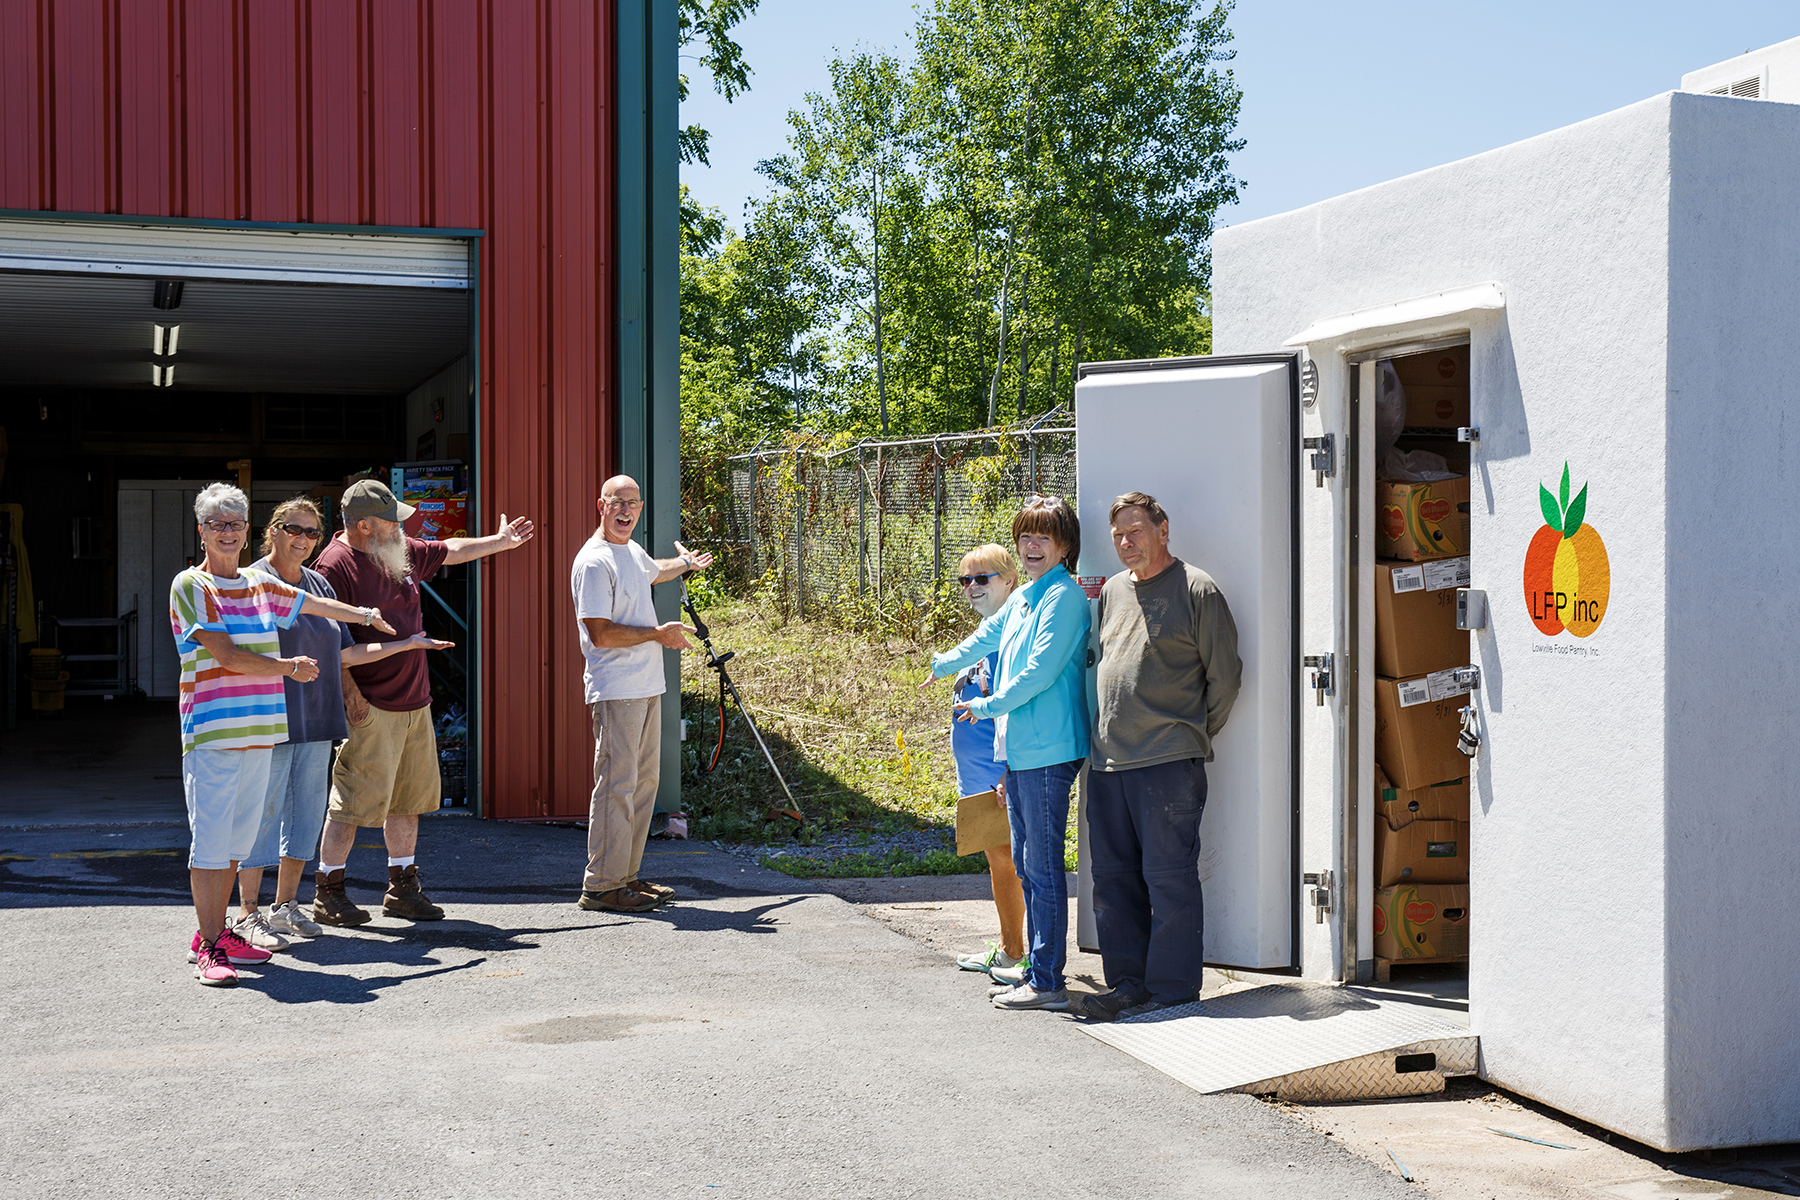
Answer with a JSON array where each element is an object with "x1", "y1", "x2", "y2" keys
[{"x1": 1088, "y1": 758, "x2": 1208, "y2": 1005}]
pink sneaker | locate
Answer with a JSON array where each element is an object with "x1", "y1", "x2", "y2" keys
[
  {"x1": 192, "y1": 940, "x2": 238, "y2": 987},
  {"x1": 188, "y1": 928, "x2": 273, "y2": 966}
]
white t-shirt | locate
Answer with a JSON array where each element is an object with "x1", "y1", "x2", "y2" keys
[{"x1": 571, "y1": 532, "x2": 665, "y2": 703}]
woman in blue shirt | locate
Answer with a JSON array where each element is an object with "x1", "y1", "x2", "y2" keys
[{"x1": 928, "y1": 495, "x2": 1090, "y2": 1011}]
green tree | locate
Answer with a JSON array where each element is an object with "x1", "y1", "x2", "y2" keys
[{"x1": 679, "y1": 0, "x2": 761, "y2": 249}]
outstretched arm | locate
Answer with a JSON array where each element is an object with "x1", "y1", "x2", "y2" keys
[
  {"x1": 443, "y1": 514, "x2": 536, "y2": 565},
  {"x1": 650, "y1": 540, "x2": 714, "y2": 585}
]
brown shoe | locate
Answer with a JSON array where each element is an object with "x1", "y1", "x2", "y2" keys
[
  {"x1": 577, "y1": 887, "x2": 659, "y2": 914},
  {"x1": 312, "y1": 869, "x2": 371, "y2": 927},
  {"x1": 382, "y1": 865, "x2": 445, "y2": 921},
  {"x1": 627, "y1": 879, "x2": 674, "y2": 902}
]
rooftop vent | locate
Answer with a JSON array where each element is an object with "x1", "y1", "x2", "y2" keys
[{"x1": 1706, "y1": 75, "x2": 1763, "y2": 99}]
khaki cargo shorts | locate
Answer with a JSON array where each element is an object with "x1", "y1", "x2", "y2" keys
[{"x1": 327, "y1": 704, "x2": 441, "y2": 827}]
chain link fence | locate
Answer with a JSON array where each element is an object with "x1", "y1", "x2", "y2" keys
[{"x1": 683, "y1": 413, "x2": 1075, "y2": 634}]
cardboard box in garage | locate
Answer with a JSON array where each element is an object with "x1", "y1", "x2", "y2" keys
[
  {"x1": 1373, "y1": 883, "x2": 1470, "y2": 960},
  {"x1": 1376, "y1": 765, "x2": 1469, "y2": 830},
  {"x1": 1376, "y1": 475, "x2": 1470, "y2": 562},
  {"x1": 1374, "y1": 817, "x2": 1470, "y2": 887},
  {"x1": 1375, "y1": 671, "x2": 1473, "y2": 790},
  {"x1": 1374, "y1": 556, "x2": 1470, "y2": 677}
]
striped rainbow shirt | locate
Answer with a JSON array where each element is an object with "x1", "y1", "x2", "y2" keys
[{"x1": 169, "y1": 567, "x2": 306, "y2": 753}]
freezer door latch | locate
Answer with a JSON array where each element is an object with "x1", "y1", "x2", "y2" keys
[
  {"x1": 1302, "y1": 869, "x2": 1334, "y2": 923},
  {"x1": 1302, "y1": 653, "x2": 1334, "y2": 705},
  {"x1": 1302, "y1": 434, "x2": 1335, "y2": 487}
]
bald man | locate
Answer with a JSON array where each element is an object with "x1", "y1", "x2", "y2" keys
[{"x1": 570, "y1": 476, "x2": 713, "y2": 913}]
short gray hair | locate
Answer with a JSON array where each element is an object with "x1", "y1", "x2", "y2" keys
[{"x1": 195, "y1": 483, "x2": 249, "y2": 525}]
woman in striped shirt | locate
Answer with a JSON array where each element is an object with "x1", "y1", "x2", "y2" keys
[{"x1": 169, "y1": 483, "x2": 396, "y2": 988}]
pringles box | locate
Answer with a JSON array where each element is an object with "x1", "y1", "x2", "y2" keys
[
  {"x1": 1374, "y1": 883, "x2": 1469, "y2": 960},
  {"x1": 1376, "y1": 476, "x2": 1470, "y2": 561}
]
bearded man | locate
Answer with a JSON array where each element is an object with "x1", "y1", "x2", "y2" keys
[{"x1": 312, "y1": 480, "x2": 535, "y2": 924}]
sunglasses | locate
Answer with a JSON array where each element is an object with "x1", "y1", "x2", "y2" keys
[
  {"x1": 957, "y1": 573, "x2": 999, "y2": 587},
  {"x1": 280, "y1": 523, "x2": 323, "y2": 540}
]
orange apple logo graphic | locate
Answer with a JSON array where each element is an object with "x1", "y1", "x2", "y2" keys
[{"x1": 1524, "y1": 462, "x2": 1610, "y2": 637}]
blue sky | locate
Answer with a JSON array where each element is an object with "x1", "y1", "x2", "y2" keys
[{"x1": 680, "y1": 1, "x2": 1796, "y2": 232}]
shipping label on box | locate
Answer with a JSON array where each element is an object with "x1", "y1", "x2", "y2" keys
[
  {"x1": 1375, "y1": 557, "x2": 1470, "y2": 677},
  {"x1": 1376, "y1": 765, "x2": 1469, "y2": 830},
  {"x1": 1374, "y1": 818, "x2": 1470, "y2": 887},
  {"x1": 1373, "y1": 883, "x2": 1470, "y2": 960},
  {"x1": 1376, "y1": 674, "x2": 1471, "y2": 790},
  {"x1": 1376, "y1": 476, "x2": 1470, "y2": 562}
]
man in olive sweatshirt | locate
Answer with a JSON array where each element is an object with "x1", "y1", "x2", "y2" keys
[{"x1": 1082, "y1": 491, "x2": 1242, "y2": 1021}]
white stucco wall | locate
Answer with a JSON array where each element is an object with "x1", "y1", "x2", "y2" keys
[
  {"x1": 1662, "y1": 91, "x2": 1800, "y2": 1149},
  {"x1": 1214, "y1": 95, "x2": 1680, "y2": 1145}
]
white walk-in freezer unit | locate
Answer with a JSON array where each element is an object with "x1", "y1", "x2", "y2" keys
[{"x1": 1073, "y1": 89, "x2": 1800, "y2": 1152}]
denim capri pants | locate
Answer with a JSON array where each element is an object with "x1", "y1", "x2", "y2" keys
[{"x1": 243, "y1": 740, "x2": 334, "y2": 870}]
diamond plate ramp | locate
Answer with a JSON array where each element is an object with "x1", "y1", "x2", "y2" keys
[{"x1": 1083, "y1": 982, "x2": 1478, "y2": 1101}]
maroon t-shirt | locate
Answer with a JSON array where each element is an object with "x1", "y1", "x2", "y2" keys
[{"x1": 313, "y1": 534, "x2": 450, "y2": 713}]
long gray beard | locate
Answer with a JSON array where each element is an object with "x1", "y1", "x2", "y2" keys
[{"x1": 370, "y1": 529, "x2": 411, "y2": 583}]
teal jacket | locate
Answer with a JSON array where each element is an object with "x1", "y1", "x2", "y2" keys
[{"x1": 932, "y1": 563, "x2": 1092, "y2": 771}]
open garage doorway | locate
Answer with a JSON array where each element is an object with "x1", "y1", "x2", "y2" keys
[{"x1": 0, "y1": 216, "x2": 478, "y2": 827}]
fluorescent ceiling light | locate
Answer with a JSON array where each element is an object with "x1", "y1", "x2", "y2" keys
[
  {"x1": 166, "y1": 324, "x2": 180, "y2": 355},
  {"x1": 152, "y1": 324, "x2": 166, "y2": 356},
  {"x1": 164, "y1": 364, "x2": 175, "y2": 387},
  {"x1": 150, "y1": 364, "x2": 161, "y2": 386}
]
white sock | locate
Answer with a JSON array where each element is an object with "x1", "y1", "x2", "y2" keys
[
  {"x1": 388, "y1": 856, "x2": 415, "y2": 870},
  {"x1": 319, "y1": 862, "x2": 347, "y2": 875}
]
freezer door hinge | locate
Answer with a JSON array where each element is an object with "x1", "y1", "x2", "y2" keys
[
  {"x1": 1450, "y1": 664, "x2": 1480, "y2": 688},
  {"x1": 1302, "y1": 652, "x2": 1334, "y2": 705},
  {"x1": 1302, "y1": 869, "x2": 1334, "y2": 923},
  {"x1": 1302, "y1": 433, "x2": 1335, "y2": 487}
]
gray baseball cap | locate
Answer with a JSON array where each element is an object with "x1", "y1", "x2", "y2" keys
[{"x1": 341, "y1": 479, "x2": 415, "y2": 523}]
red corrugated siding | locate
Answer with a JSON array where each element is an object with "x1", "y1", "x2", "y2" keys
[{"x1": 0, "y1": 0, "x2": 617, "y2": 820}]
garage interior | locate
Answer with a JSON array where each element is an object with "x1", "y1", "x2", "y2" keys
[{"x1": 0, "y1": 220, "x2": 476, "y2": 825}]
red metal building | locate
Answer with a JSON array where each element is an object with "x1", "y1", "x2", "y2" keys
[{"x1": 0, "y1": 0, "x2": 681, "y2": 819}]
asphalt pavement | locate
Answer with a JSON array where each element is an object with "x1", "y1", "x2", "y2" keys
[{"x1": 0, "y1": 814, "x2": 1422, "y2": 1200}]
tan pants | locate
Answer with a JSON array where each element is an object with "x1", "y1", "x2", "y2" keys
[
  {"x1": 327, "y1": 704, "x2": 441, "y2": 828},
  {"x1": 584, "y1": 696, "x2": 661, "y2": 893}
]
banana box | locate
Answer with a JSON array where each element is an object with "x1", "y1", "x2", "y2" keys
[
  {"x1": 1373, "y1": 883, "x2": 1469, "y2": 960},
  {"x1": 1376, "y1": 475, "x2": 1470, "y2": 562}
]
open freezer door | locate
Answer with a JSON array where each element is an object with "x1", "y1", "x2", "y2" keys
[{"x1": 1074, "y1": 354, "x2": 1300, "y2": 971}]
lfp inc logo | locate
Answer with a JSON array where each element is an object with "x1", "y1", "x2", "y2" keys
[{"x1": 1524, "y1": 462, "x2": 1611, "y2": 638}]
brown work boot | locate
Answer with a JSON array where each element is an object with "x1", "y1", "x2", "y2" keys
[
  {"x1": 312, "y1": 869, "x2": 371, "y2": 927},
  {"x1": 627, "y1": 879, "x2": 674, "y2": 902},
  {"x1": 382, "y1": 865, "x2": 445, "y2": 921},
  {"x1": 577, "y1": 887, "x2": 659, "y2": 914}
]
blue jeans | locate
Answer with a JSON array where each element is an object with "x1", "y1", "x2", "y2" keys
[
  {"x1": 1088, "y1": 758, "x2": 1208, "y2": 1005},
  {"x1": 244, "y1": 740, "x2": 334, "y2": 870},
  {"x1": 1005, "y1": 758, "x2": 1082, "y2": 993}
]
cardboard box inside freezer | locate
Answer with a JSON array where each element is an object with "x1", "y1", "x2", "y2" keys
[
  {"x1": 1375, "y1": 672, "x2": 1473, "y2": 790},
  {"x1": 1374, "y1": 556, "x2": 1470, "y2": 677},
  {"x1": 1373, "y1": 883, "x2": 1469, "y2": 960},
  {"x1": 1376, "y1": 475, "x2": 1470, "y2": 562},
  {"x1": 1376, "y1": 764, "x2": 1469, "y2": 830},
  {"x1": 1374, "y1": 817, "x2": 1470, "y2": 887}
]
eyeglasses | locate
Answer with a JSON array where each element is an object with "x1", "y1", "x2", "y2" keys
[
  {"x1": 602, "y1": 498, "x2": 644, "y2": 511},
  {"x1": 203, "y1": 520, "x2": 248, "y2": 533},
  {"x1": 280, "y1": 523, "x2": 323, "y2": 540},
  {"x1": 957, "y1": 574, "x2": 998, "y2": 587}
]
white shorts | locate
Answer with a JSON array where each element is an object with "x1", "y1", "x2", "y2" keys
[{"x1": 183, "y1": 747, "x2": 274, "y2": 870}]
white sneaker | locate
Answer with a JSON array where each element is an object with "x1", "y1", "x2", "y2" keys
[
  {"x1": 989, "y1": 963, "x2": 1027, "y2": 986},
  {"x1": 267, "y1": 900, "x2": 322, "y2": 938},
  {"x1": 992, "y1": 985, "x2": 1070, "y2": 1011},
  {"x1": 955, "y1": 942, "x2": 1022, "y2": 974},
  {"x1": 231, "y1": 910, "x2": 292, "y2": 952}
]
